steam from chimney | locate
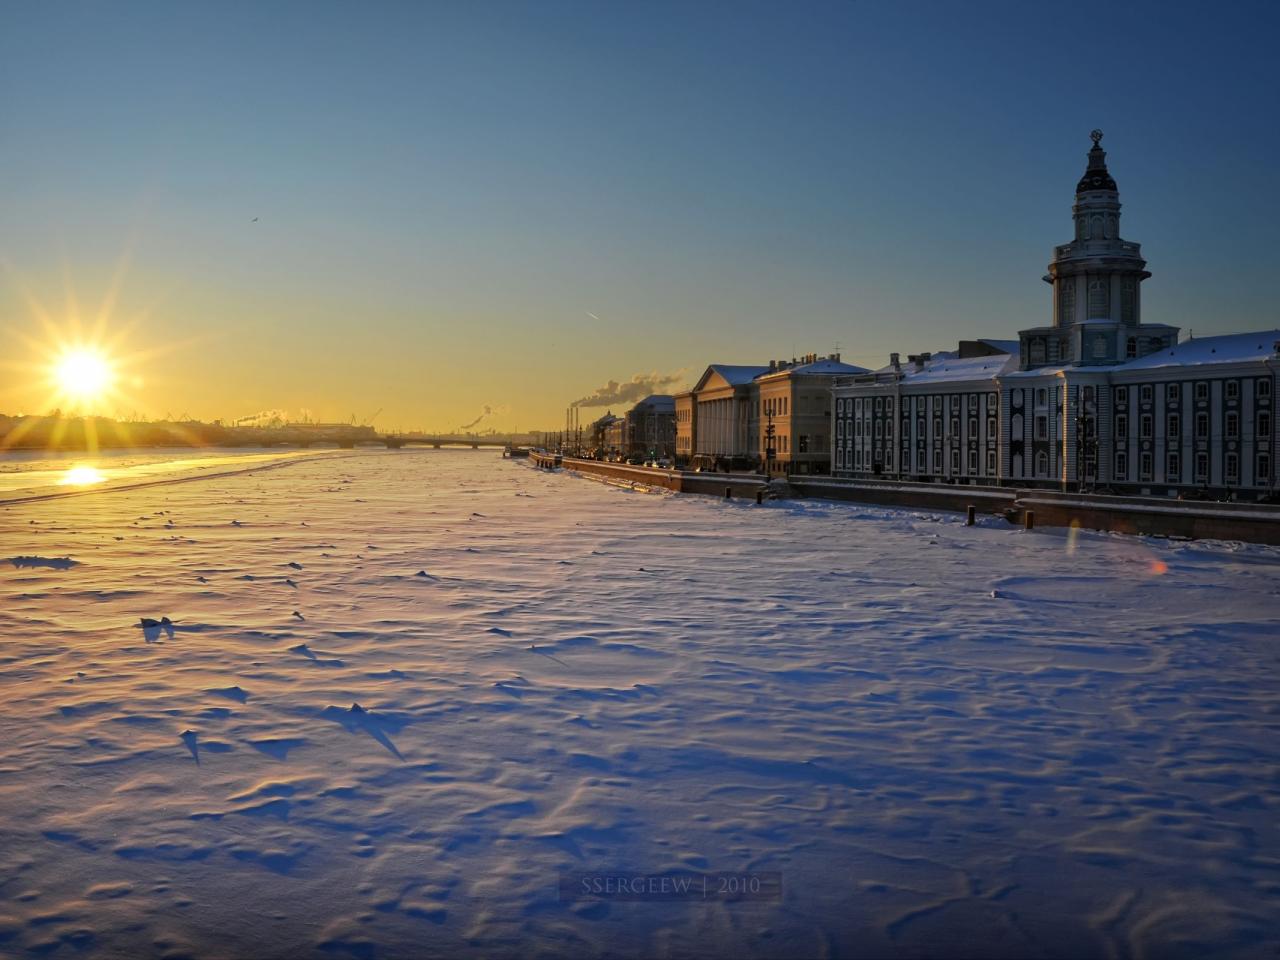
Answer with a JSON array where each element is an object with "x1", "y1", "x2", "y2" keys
[{"x1": 572, "y1": 370, "x2": 686, "y2": 408}]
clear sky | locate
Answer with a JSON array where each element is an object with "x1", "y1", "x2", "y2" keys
[{"x1": 2, "y1": 0, "x2": 1277, "y2": 431}]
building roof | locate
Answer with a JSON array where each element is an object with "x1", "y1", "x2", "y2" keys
[
  {"x1": 709, "y1": 364, "x2": 771, "y2": 385},
  {"x1": 978, "y1": 338, "x2": 1019, "y2": 354},
  {"x1": 630, "y1": 394, "x2": 675, "y2": 413},
  {"x1": 901, "y1": 352, "x2": 1018, "y2": 385},
  {"x1": 1118, "y1": 329, "x2": 1280, "y2": 371},
  {"x1": 781, "y1": 358, "x2": 870, "y2": 376}
]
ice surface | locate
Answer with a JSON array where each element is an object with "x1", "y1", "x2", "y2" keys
[{"x1": 0, "y1": 449, "x2": 1278, "y2": 958}]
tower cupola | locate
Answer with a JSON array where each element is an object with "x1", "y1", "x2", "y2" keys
[{"x1": 1044, "y1": 130, "x2": 1150, "y2": 331}]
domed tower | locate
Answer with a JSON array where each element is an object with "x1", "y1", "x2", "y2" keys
[{"x1": 1045, "y1": 130, "x2": 1151, "y2": 331}]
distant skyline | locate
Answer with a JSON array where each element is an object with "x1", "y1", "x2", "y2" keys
[{"x1": 3, "y1": 0, "x2": 1278, "y2": 431}]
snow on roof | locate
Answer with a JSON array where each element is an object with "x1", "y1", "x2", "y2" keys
[
  {"x1": 783, "y1": 358, "x2": 870, "y2": 376},
  {"x1": 708, "y1": 364, "x2": 771, "y2": 385},
  {"x1": 902, "y1": 352, "x2": 1018, "y2": 384},
  {"x1": 631, "y1": 394, "x2": 676, "y2": 412},
  {"x1": 1119, "y1": 329, "x2": 1280, "y2": 371}
]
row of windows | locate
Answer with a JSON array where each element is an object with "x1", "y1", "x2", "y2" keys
[
  {"x1": 836, "y1": 446, "x2": 998, "y2": 475},
  {"x1": 836, "y1": 393, "x2": 999, "y2": 417},
  {"x1": 1115, "y1": 410, "x2": 1271, "y2": 441},
  {"x1": 837, "y1": 415, "x2": 998, "y2": 441},
  {"x1": 1115, "y1": 451, "x2": 1270, "y2": 483},
  {"x1": 1116, "y1": 378, "x2": 1270, "y2": 406}
]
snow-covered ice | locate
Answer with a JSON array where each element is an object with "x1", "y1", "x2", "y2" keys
[{"x1": 1, "y1": 450, "x2": 1278, "y2": 958}]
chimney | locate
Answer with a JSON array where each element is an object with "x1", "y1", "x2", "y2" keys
[{"x1": 890, "y1": 352, "x2": 900, "y2": 373}]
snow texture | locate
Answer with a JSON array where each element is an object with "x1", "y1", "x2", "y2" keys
[{"x1": 0, "y1": 449, "x2": 1278, "y2": 959}]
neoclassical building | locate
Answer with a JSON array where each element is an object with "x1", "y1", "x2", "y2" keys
[
  {"x1": 676, "y1": 354, "x2": 867, "y2": 474},
  {"x1": 833, "y1": 132, "x2": 1279, "y2": 496}
]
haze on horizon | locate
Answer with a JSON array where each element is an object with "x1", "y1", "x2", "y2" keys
[{"x1": 2, "y1": 0, "x2": 1277, "y2": 433}]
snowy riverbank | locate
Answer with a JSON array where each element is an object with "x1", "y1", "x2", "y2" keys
[{"x1": 1, "y1": 449, "x2": 1278, "y2": 958}]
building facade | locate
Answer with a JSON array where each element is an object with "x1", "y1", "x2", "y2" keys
[
  {"x1": 833, "y1": 131, "x2": 1279, "y2": 497},
  {"x1": 676, "y1": 355, "x2": 866, "y2": 472},
  {"x1": 623, "y1": 394, "x2": 676, "y2": 460}
]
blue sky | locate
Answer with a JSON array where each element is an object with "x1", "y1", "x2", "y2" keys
[{"x1": 2, "y1": 0, "x2": 1277, "y2": 428}]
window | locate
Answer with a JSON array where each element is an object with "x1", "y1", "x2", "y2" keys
[
  {"x1": 1166, "y1": 384, "x2": 1179, "y2": 404},
  {"x1": 988, "y1": 393, "x2": 998, "y2": 409},
  {"x1": 1035, "y1": 451, "x2": 1048, "y2": 477},
  {"x1": 1167, "y1": 452, "x2": 1180, "y2": 482},
  {"x1": 1195, "y1": 382, "x2": 1208, "y2": 402},
  {"x1": 968, "y1": 449, "x2": 977, "y2": 472},
  {"x1": 1115, "y1": 452, "x2": 1128, "y2": 479},
  {"x1": 1260, "y1": 411, "x2": 1272, "y2": 438},
  {"x1": 1035, "y1": 416, "x2": 1048, "y2": 440},
  {"x1": 951, "y1": 450, "x2": 960, "y2": 472},
  {"x1": 1196, "y1": 412, "x2": 1209, "y2": 439},
  {"x1": 836, "y1": 448, "x2": 843, "y2": 470},
  {"x1": 1226, "y1": 380, "x2": 1239, "y2": 401},
  {"x1": 854, "y1": 420, "x2": 862, "y2": 438},
  {"x1": 1116, "y1": 386, "x2": 1128, "y2": 406},
  {"x1": 1226, "y1": 453, "x2": 1239, "y2": 482},
  {"x1": 836, "y1": 420, "x2": 844, "y2": 438},
  {"x1": 874, "y1": 420, "x2": 882, "y2": 440},
  {"x1": 917, "y1": 418, "x2": 925, "y2": 438},
  {"x1": 1140, "y1": 415, "x2": 1153, "y2": 439},
  {"x1": 987, "y1": 416, "x2": 996, "y2": 437},
  {"x1": 798, "y1": 435, "x2": 809, "y2": 454},
  {"x1": 987, "y1": 450, "x2": 996, "y2": 474},
  {"x1": 933, "y1": 451, "x2": 941, "y2": 473},
  {"x1": 1036, "y1": 389, "x2": 1047, "y2": 407},
  {"x1": 886, "y1": 398, "x2": 893, "y2": 415},
  {"x1": 1259, "y1": 453, "x2": 1271, "y2": 482},
  {"x1": 1121, "y1": 280, "x2": 1136, "y2": 324},
  {"x1": 1195, "y1": 453, "x2": 1208, "y2": 481},
  {"x1": 1140, "y1": 385, "x2": 1153, "y2": 403},
  {"x1": 934, "y1": 418, "x2": 942, "y2": 438},
  {"x1": 855, "y1": 449, "x2": 861, "y2": 467},
  {"x1": 950, "y1": 417, "x2": 959, "y2": 438},
  {"x1": 1116, "y1": 414, "x2": 1128, "y2": 439},
  {"x1": 1140, "y1": 452, "x2": 1153, "y2": 480},
  {"x1": 1226, "y1": 412, "x2": 1239, "y2": 439},
  {"x1": 1168, "y1": 414, "x2": 1180, "y2": 439},
  {"x1": 1089, "y1": 280, "x2": 1108, "y2": 317},
  {"x1": 968, "y1": 394, "x2": 978, "y2": 412},
  {"x1": 874, "y1": 397, "x2": 883, "y2": 413},
  {"x1": 1260, "y1": 379, "x2": 1272, "y2": 400},
  {"x1": 1126, "y1": 337, "x2": 1138, "y2": 359},
  {"x1": 1083, "y1": 386, "x2": 1095, "y2": 404}
]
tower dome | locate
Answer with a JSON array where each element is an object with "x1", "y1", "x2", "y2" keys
[{"x1": 1044, "y1": 130, "x2": 1150, "y2": 330}]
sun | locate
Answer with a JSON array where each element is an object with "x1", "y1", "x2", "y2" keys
[{"x1": 54, "y1": 348, "x2": 115, "y2": 403}]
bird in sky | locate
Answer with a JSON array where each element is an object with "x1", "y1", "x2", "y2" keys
[{"x1": 251, "y1": 217, "x2": 259, "y2": 222}]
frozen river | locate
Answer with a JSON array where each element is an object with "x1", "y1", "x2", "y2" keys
[{"x1": 1, "y1": 449, "x2": 1277, "y2": 958}]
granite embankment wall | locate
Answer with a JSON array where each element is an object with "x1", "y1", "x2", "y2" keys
[{"x1": 534, "y1": 456, "x2": 1280, "y2": 545}]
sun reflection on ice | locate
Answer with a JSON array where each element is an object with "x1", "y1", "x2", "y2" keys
[{"x1": 61, "y1": 465, "x2": 106, "y2": 486}]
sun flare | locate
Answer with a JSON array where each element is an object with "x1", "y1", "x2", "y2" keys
[
  {"x1": 54, "y1": 349, "x2": 115, "y2": 403},
  {"x1": 61, "y1": 465, "x2": 106, "y2": 486}
]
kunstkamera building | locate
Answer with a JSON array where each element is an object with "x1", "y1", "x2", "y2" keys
[{"x1": 832, "y1": 131, "x2": 1279, "y2": 497}]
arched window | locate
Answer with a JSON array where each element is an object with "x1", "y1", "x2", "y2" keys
[
  {"x1": 1059, "y1": 281, "x2": 1075, "y2": 324},
  {"x1": 1036, "y1": 451, "x2": 1049, "y2": 477},
  {"x1": 1088, "y1": 280, "x2": 1108, "y2": 318},
  {"x1": 1121, "y1": 279, "x2": 1136, "y2": 324},
  {"x1": 1126, "y1": 337, "x2": 1137, "y2": 359}
]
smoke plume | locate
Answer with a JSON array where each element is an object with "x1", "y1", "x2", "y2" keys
[{"x1": 572, "y1": 370, "x2": 686, "y2": 408}]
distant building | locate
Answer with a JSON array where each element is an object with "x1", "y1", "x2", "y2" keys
[
  {"x1": 624, "y1": 395, "x2": 675, "y2": 460},
  {"x1": 832, "y1": 131, "x2": 1279, "y2": 496},
  {"x1": 676, "y1": 354, "x2": 868, "y2": 473},
  {"x1": 588, "y1": 411, "x2": 622, "y2": 455}
]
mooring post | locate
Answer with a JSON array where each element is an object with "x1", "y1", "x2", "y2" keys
[
  {"x1": 725, "y1": 486, "x2": 732, "y2": 499},
  {"x1": 756, "y1": 488, "x2": 764, "y2": 505},
  {"x1": 1024, "y1": 509, "x2": 1035, "y2": 530},
  {"x1": 966, "y1": 505, "x2": 975, "y2": 526}
]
